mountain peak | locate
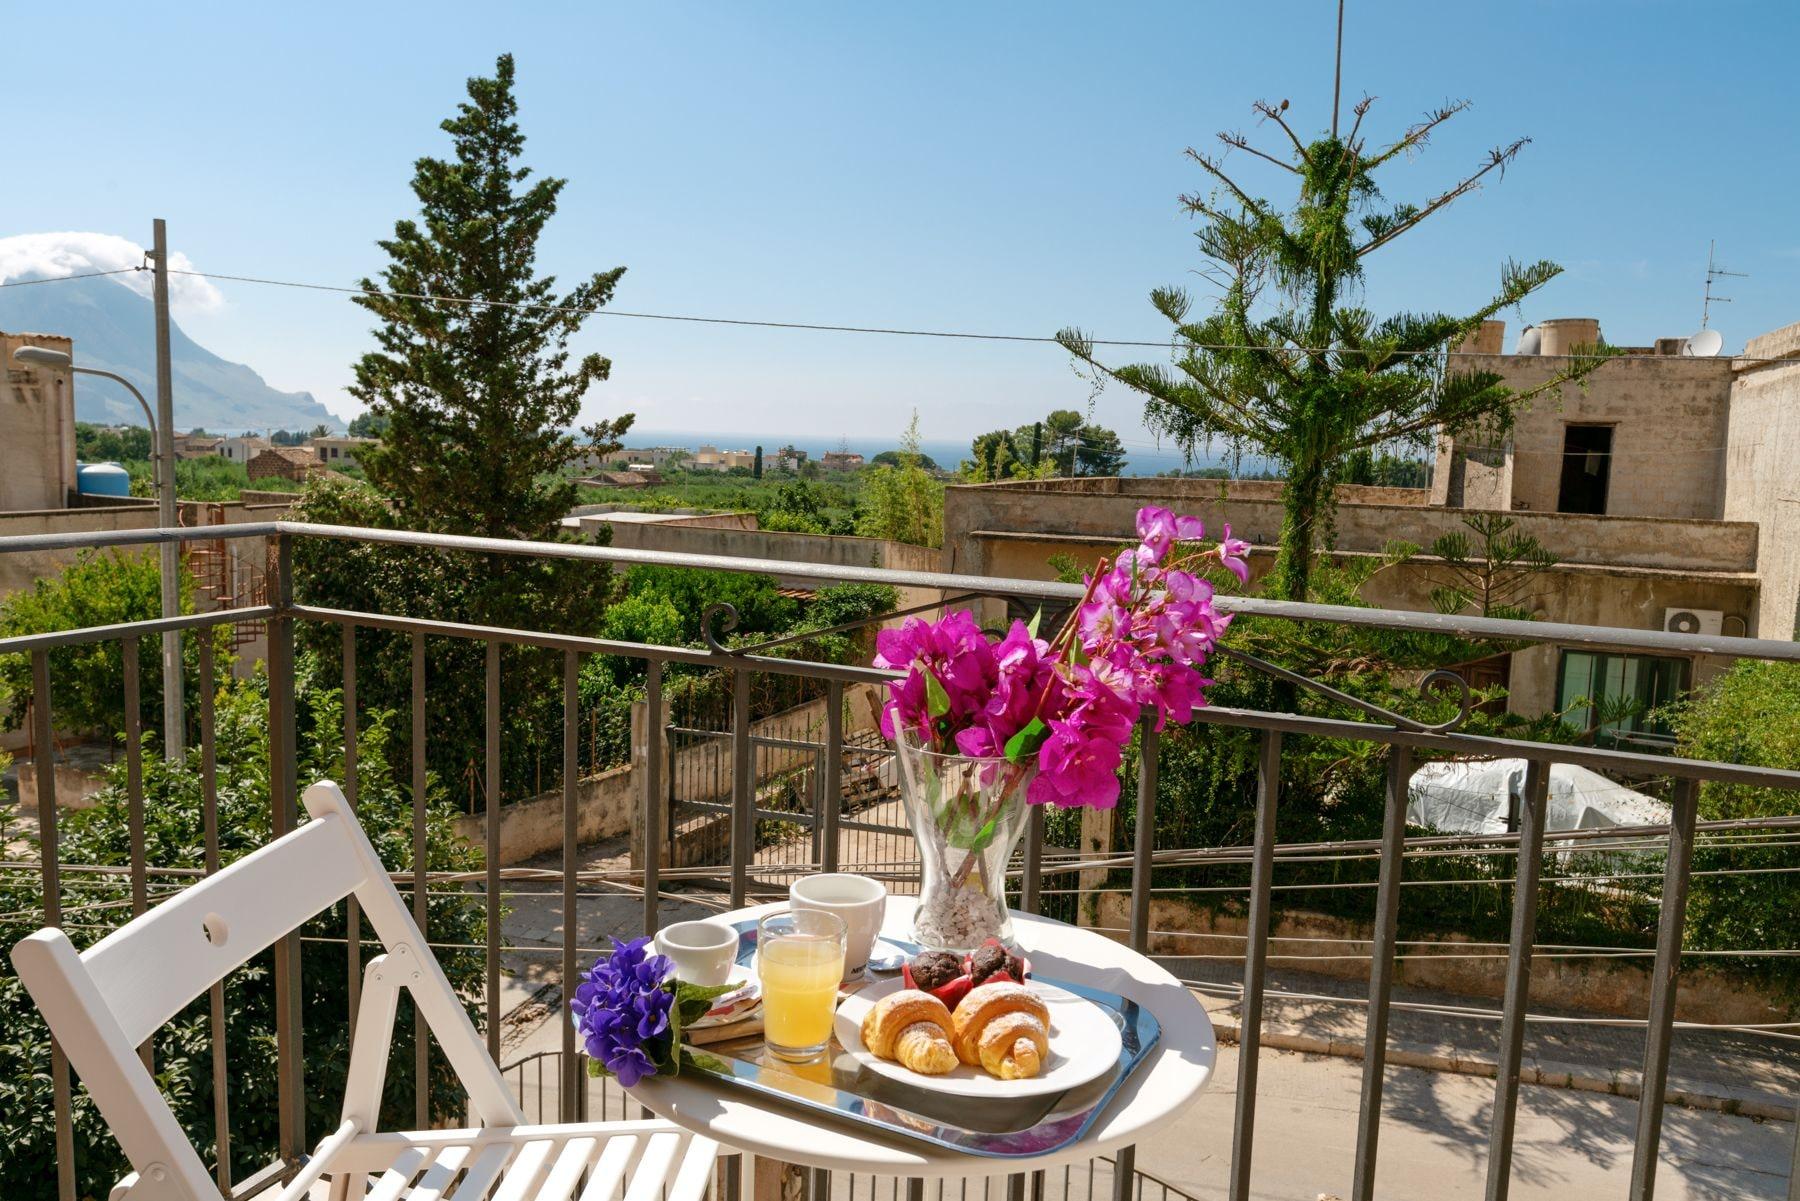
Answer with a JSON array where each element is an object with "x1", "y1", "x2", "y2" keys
[{"x1": 0, "y1": 233, "x2": 340, "y2": 434}]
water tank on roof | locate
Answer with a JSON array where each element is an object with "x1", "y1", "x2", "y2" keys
[
  {"x1": 1536, "y1": 318, "x2": 1603, "y2": 357},
  {"x1": 76, "y1": 461, "x2": 132, "y2": 498}
]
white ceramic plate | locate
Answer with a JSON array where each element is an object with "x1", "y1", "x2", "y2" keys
[{"x1": 833, "y1": 977, "x2": 1121, "y2": 1099}]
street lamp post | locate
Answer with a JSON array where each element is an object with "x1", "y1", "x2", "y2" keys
[{"x1": 12, "y1": 343, "x2": 183, "y2": 757}]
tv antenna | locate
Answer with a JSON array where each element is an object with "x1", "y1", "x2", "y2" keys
[{"x1": 1700, "y1": 239, "x2": 1746, "y2": 329}]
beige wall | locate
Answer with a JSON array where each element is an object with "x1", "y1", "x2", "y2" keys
[
  {"x1": 0, "y1": 505, "x2": 161, "y2": 598},
  {"x1": 1440, "y1": 352, "x2": 1734, "y2": 520},
  {"x1": 945, "y1": 481, "x2": 1757, "y2": 577},
  {"x1": 1, "y1": 332, "x2": 78, "y2": 513},
  {"x1": 945, "y1": 479, "x2": 1759, "y2": 719},
  {"x1": 1725, "y1": 326, "x2": 1800, "y2": 639}
]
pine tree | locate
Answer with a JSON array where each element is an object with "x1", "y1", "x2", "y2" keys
[
  {"x1": 1059, "y1": 94, "x2": 1607, "y2": 602},
  {"x1": 352, "y1": 53, "x2": 633, "y2": 543}
]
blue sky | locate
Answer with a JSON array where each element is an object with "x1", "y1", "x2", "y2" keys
[{"x1": 2, "y1": 1, "x2": 1796, "y2": 454}]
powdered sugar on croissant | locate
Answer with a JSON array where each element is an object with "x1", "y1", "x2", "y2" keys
[
  {"x1": 952, "y1": 982, "x2": 1051, "y2": 1080},
  {"x1": 861, "y1": 989, "x2": 958, "y2": 1075}
]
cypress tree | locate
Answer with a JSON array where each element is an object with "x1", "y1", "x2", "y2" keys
[{"x1": 352, "y1": 53, "x2": 633, "y2": 543}]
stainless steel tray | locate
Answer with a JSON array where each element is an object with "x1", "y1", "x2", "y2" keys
[{"x1": 674, "y1": 921, "x2": 1161, "y2": 1160}]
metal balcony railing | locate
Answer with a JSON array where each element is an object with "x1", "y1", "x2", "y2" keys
[{"x1": 4, "y1": 520, "x2": 1800, "y2": 1201}]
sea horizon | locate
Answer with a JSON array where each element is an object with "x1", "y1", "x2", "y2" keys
[{"x1": 622, "y1": 428, "x2": 1263, "y2": 478}]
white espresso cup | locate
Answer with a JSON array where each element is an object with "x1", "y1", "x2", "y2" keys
[
  {"x1": 653, "y1": 920, "x2": 738, "y2": 986},
  {"x1": 789, "y1": 873, "x2": 887, "y2": 975}
]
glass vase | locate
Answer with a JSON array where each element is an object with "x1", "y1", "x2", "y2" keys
[{"x1": 891, "y1": 728, "x2": 1037, "y2": 952}]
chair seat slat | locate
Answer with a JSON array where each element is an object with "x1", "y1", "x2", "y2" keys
[
  {"x1": 488, "y1": 1138, "x2": 557, "y2": 1201},
  {"x1": 621, "y1": 1133, "x2": 683, "y2": 1201},
  {"x1": 533, "y1": 1136, "x2": 600, "y2": 1201},
  {"x1": 366, "y1": 1145, "x2": 435, "y2": 1201},
  {"x1": 577, "y1": 1136, "x2": 641, "y2": 1201},
  {"x1": 402, "y1": 1143, "x2": 470, "y2": 1201},
  {"x1": 666, "y1": 1137, "x2": 720, "y2": 1201},
  {"x1": 446, "y1": 1143, "x2": 516, "y2": 1200}
]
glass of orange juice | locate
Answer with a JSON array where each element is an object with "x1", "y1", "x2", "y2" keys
[{"x1": 757, "y1": 909, "x2": 846, "y2": 1061}]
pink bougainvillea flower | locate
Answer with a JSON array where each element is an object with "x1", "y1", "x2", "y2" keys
[{"x1": 1217, "y1": 524, "x2": 1251, "y2": 584}]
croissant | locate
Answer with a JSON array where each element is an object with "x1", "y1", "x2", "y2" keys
[
  {"x1": 952, "y1": 982, "x2": 1050, "y2": 1080},
  {"x1": 861, "y1": 989, "x2": 958, "y2": 1075}
]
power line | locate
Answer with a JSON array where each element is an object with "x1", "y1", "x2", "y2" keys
[
  {"x1": 15, "y1": 263, "x2": 1797, "y2": 366},
  {"x1": 0, "y1": 267, "x2": 145, "y2": 289},
  {"x1": 153, "y1": 266, "x2": 1800, "y2": 365}
]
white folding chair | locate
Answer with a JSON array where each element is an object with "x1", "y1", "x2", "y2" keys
[{"x1": 12, "y1": 780, "x2": 720, "y2": 1201}]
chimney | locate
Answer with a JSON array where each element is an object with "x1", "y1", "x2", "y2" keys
[
  {"x1": 1536, "y1": 318, "x2": 1603, "y2": 357},
  {"x1": 1457, "y1": 320, "x2": 1505, "y2": 355}
]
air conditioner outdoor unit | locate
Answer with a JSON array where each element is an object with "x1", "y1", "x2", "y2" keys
[{"x1": 1663, "y1": 608, "x2": 1724, "y2": 637}]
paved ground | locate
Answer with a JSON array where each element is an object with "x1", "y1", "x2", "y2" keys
[{"x1": 493, "y1": 876, "x2": 1799, "y2": 1199}]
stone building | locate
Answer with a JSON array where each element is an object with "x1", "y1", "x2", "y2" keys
[
  {"x1": 308, "y1": 434, "x2": 377, "y2": 464},
  {"x1": 0, "y1": 330, "x2": 77, "y2": 512},
  {"x1": 942, "y1": 315, "x2": 1800, "y2": 741},
  {"x1": 245, "y1": 446, "x2": 324, "y2": 483}
]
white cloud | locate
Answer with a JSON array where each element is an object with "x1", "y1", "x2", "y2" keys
[{"x1": 0, "y1": 231, "x2": 224, "y2": 314}]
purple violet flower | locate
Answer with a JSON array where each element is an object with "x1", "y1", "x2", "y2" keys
[{"x1": 570, "y1": 936, "x2": 677, "y2": 1087}]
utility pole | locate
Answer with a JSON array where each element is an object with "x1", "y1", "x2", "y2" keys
[{"x1": 150, "y1": 219, "x2": 183, "y2": 759}]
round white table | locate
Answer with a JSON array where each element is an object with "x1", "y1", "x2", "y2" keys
[{"x1": 627, "y1": 897, "x2": 1216, "y2": 1179}]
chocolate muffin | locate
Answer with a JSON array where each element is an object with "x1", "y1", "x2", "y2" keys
[
  {"x1": 907, "y1": 951, "x2": 963, "y2": 992},
  {"x1": 969, "y1": 942, "x2": 1025, "y2": 986}
]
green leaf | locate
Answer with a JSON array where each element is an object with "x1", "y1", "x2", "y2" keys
[
  {"x1": 1003, "y1": 717, "x2": 1048, "y2": 764},
  {"x1": 1026, "y1": 606, "x2": 1043, "y2": 638},
  {"x1": 924, "y1": 670, "x2": 951, "y2": 718},
  {"x1": 680, "y1": 1048, "x2": 731, "y2": 1075},
  {"x1": 674, "y1": 980, "x2": 738, "y2": 1027}
]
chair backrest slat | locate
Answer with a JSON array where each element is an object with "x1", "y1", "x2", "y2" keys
[{"x1": 88, "y1": 816, "x2": 368, "y2": 1046}]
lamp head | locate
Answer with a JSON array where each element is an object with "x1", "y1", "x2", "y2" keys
[{"x1": 12, "y1": 345, "x2": 74, "y2": 368}]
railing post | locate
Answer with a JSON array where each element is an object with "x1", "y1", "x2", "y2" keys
[
  {"x1": 411, "y1": 632, "x2": 430, "y2": 1129},
  {"x1": 485, "y1": 640, "x2": 502, "y2": 1063},
  {"x1": 1228, "y1": 729, "x2": 1281, "y2": 1201},
  {"x1": 1020, "y1": 803, "x2": 1045, "y2": 916},
  {"x1": 33, "y1": 651, "x2": 77, "y2": 1201},
  {"x1": 343, "y1": 624, "x2": 361, "y2": 1051},
  {"x1": 268, "y1": 532, "x2": 304, "y2": 1162},
  {"x1": 123, "y1": 633, "x2": 151, "y2": 1071},
  {"x1": 1114, "y1": 716, "x2": 1159, "y2": 1201},
  {"x1": 821, "y1": 680, "x2": 843, "y2": 875},
  {"x1": 199, "y1": 638, "x2": 233, "y2": 1192},
  {"x1": 1484, "y1": 758, "x2": 1550, "y2": 1201},
  {"x1": 644, "y1": 661, "x2": 664, "y2": 936},
  {"x1": 730, "y1": 667, "x2": 753, "y2": 908},
  {"x1": 1628, "y1": 777, "x2": 1699, "y2": 1201},
  {"x1": 562, "y1": 649, "x2": 581, "y2": 1122},
  {"x1": 1350, "y1": 744, "x2": 1411, "y2": 1201}
]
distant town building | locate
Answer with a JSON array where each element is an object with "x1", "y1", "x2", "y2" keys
[
  {"x1": 693, "y1": 444, "x2": 757, "y2": 472},
  {"x1": 246, "y1": 446, "x2": 325, "y2": 483},
  {"x1": 820, "y1": 451, "x2": 865, "y2": 471},
  {"x1": 309, "y1": 434, "x2": 378, "y2": 464},
  {"x1": 219, "y1": 435, "x2": 272, "y2": 464},
  {"x1": 174, "y1": 432, "x2": 225, "y2": 459}
]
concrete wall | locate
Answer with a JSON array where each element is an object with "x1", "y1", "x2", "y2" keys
[
  {"x1": 0, "y1": 504, "x2": 161, "y2": 598},
  {"x1": 1725, "y1": 326, "x2": 1800, "y2": 638},
  {"x1": 945, "y1": 481, "x2": 1757, "y2": 577},
  {"x1": 1097, "y1": 892, "x2": 1792, "y2": 1024},
  {"x1": 0, "y1": 331, "x2": 77, "y2": 513},
  {"x1": 1440, "y1": 353, "x2": 1735, "y2": 520}
]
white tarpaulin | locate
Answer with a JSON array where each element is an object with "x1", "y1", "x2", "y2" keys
[{"x1": 1407, "y1": 758, "x2": 1670, "y2": 835}]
